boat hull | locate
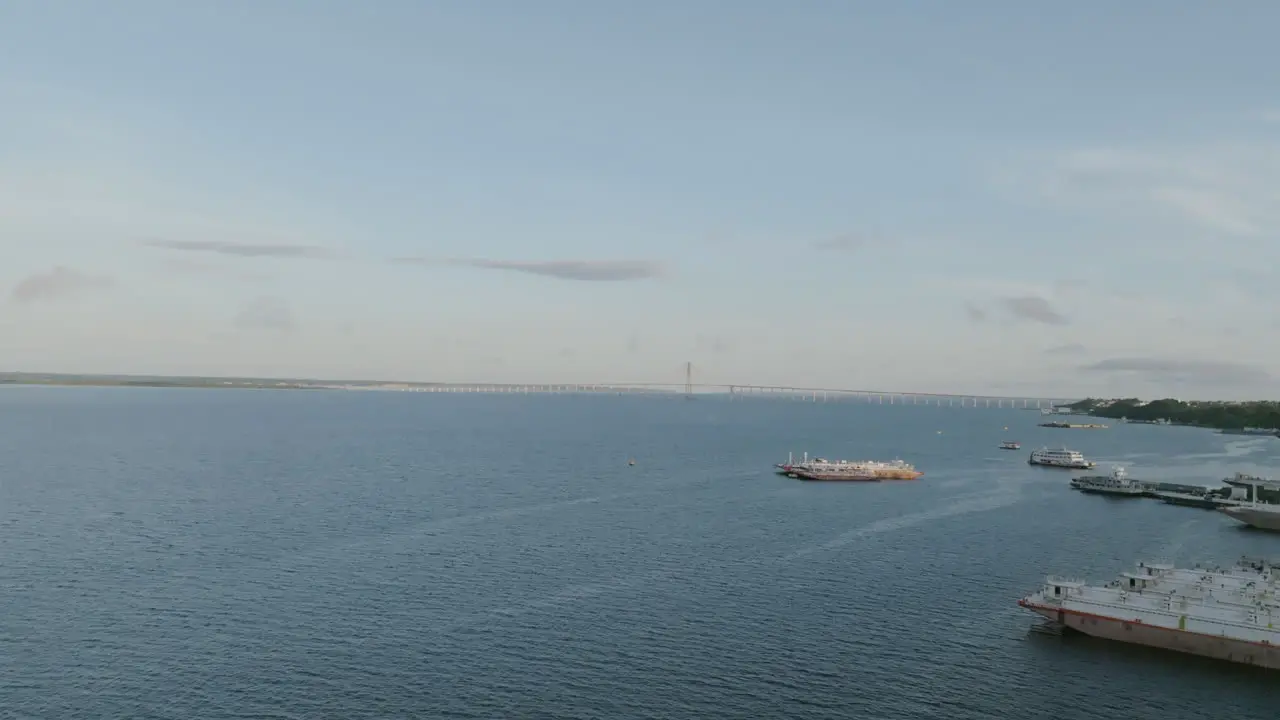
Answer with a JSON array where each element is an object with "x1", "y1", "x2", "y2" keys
[
  {"x1": 1074, "y1": 487, "x2": 1144, "y2": 497},
  {"x1": 776, "y1": 460, "x2": 923, "y2": 481},
  {"x1": 1021, "y1": 600, "x2": 1280, "y2": 669},
  {"x1": 782, "y1": 468, "x2": 923, "y2": 481},
  {"x1": 1219, "y1": 507, "x2": 1280, "y2": 532},
  {"x1": 1029, "y1": 460, "x2": 1094, "y2": 469},
  {"x1": 789, "y1": 472, "x2": 880, "y2": 482}
]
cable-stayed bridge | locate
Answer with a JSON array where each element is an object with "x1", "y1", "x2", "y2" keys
[
  {"x1": 339, "y1": 362, "x2": 1076, "y2": 408},
  {"x1": 358, "y1": 382, "x2": 1072, "y2": 408}
]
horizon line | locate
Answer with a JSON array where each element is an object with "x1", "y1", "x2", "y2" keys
[{"x1": 0, "y1": 369, "x2": 1098, "y2": 403}]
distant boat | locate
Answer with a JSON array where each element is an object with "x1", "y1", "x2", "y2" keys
[
  {"x1": 999, "y1": 441, "x2": 1021, "y2": 450},
  {"x1": 1029, "y1": 447, "x2": 1095, "y2": 469}
]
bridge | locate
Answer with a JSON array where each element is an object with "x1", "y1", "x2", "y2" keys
[
  {"x1": 338, "y1": 380, "x2": 1074, "y2": 409},
  {"x1": 330, "y1": 363, "x2": 1078, "y2": 408}
]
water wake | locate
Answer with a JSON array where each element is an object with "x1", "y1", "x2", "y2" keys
[{"x1": 450, "y1": 480, "x2": 1026, "y2": 629}]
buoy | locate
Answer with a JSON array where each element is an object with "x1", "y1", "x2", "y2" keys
[{"x1": 628, "y1": 458, "x2": 635, "y2": 466}]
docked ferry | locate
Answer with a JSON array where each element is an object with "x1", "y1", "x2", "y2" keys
[
  {"x1": 1029, "y1": 447, "x2": 1094, "y2": 469},
  {"x1": 1069, "y1": 466, "x2": 1143, "y2": 496}
]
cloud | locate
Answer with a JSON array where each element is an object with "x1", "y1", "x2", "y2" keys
[
  {"x1": 234, "y1": 296, "x2": 296, "y2": 333},
  {"x1": 812, "y1": 233, "x2": 872, "y2": 252},
  {"x1": 998, "y1": 295, "x2": 1068, "y2": 325},
  {"x1": 1079, "y1": 357, "x2": 1270, "y2": 386},
  {"x1": 1044, "y1": 343, "x2": 1086, "y2": 355},
  {"x1": 143, "y1": 239, "x2": 331, "y2": 259},
  {"x1": 10, "y1": 266, "x2": 111, "y2": 304},
  {"x1": 695, "y1": 333, "x2": 735, "y2": 355},
  {"x1": 394, "y1": 257, "x2": 664, "y2": 282},
  {"x1": 155, "y1": 257, "x2": 271, "y2": 283},
  {"x1": 1042, "y1": 144, "x2": 1280, "y2": 239},
  {"x1": 1149, "y1": 186, "x2": 1259, "y2": 236},
  {"x1": 963, "y1": 303, "x2": 988, "y2": 322}
]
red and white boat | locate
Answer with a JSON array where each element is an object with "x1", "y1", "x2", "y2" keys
[
  {"x1": 775, "y1": 452, "x2": 923, "y2": 481},
  {"x1": 1019, "y1": 557, "x2": 1280, "y2": 668}
]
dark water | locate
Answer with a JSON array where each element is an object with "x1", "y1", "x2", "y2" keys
[{"x1": 3, "y1": 387, "x2": 1280, "y2": 719}]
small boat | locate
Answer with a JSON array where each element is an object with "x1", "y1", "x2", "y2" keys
[{"x1": 999, "y1": 441, "x2": 1021, "y2": 450}]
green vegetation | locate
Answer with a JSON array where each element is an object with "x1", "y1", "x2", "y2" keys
[{"x1": 1066, "y1": 398, "x2": 1280, "y2": 432}]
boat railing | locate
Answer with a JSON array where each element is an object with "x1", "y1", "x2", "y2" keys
[{"x1": 1045, "y1": 575, "x2": 1086, "y2": 586}]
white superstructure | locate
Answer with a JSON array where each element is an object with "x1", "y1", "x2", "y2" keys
[
  {"x1": 1029, "y1": 447, "x2": 1094, "y2": 469},
  {"x1": 1069, "y1": 466, "x2": 1143, "y2": 496},
  {"x1": 1019, "y1": 557, "x2": 1280, "y2": 668}
]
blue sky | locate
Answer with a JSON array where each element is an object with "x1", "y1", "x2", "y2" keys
[{"x1": 3, "y1": 1, "x2": 1279, "y2": 398}]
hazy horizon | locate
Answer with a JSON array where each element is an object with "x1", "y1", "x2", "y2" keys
[{"x1": 4, "y1": 2, "x2": 1278, "y2": 400}]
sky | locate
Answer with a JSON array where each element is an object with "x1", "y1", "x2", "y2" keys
[{"x1": 2, "y1": 1, "x2": 1279, "y2": 399}]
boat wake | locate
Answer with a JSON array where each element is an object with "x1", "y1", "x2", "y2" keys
[
  {"x1": 788, "y1": 482, "x2": 1022, "y2": 559},
  {"x1": 446, "y1": 480, "x2": 1026, "y2": 630}
]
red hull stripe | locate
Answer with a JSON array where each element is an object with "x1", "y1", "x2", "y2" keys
[{"x1": 1018, "y1": 599, "x2": 1277, "y2": 649}]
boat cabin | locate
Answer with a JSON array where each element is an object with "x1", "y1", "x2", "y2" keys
[
  {"x1": 1044, "y1": 577, "x2": 1085, "y2": 598},
  {"x1": 1121, "y1": 571, "x2": 1157, "y2": 590}
]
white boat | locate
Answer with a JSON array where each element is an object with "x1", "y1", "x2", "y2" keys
[
  {"x1": 1028, "y1": 447, "x2": 1094, "y2": 469},
  {"x1": 1069, "y1": 466, "x2": 1143, "y2": 496},
  {"x1": 1218, "y1": 475, "x2": 1280, "y2": 531},
  {"x1": 1220, "y1": 504, "x2": 1280, "y2": 531},
  {"x1": 999, "y1": 440, "x2": 1020, "y2": 450},
  {"x1": 1018, "y1": 557, "x2": 1280, "y2": 668}
]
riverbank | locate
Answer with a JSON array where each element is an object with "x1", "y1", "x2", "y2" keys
[{"x1": 1064, "y1": 398, "x2": 1280, "y2": 435}]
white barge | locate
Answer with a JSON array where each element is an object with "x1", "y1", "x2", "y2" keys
[{"x1": 1019, "y1": 557, "x2": 1280, "y2": 668}]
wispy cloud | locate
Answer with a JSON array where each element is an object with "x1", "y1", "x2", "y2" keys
[
  {"x1": 1040, "y1": 144, "x2": 1280, "y2": 239},
  {"x1": 998, "y1": 295, "x2": 1068, "y2": 325},
  {"x1": 155, "y1": 257, "x2": 271, "y2": 283},
  {"x1": 1044, "y1": 343, "x2": 1086, "y2": 355},
  {"x1": 1080, "y1": 357, "x2": 1270, "y2": 385},
  {"x1": 394, "y1": 257, "x2": 665, "y2": 282},
  {"x1": 1149, "y1": 186, "x2": 1259, "y2": 236},
  {"x1": 143, "y1": 239, "x2": 331, "y2": 259},
  {"x1": 695, "y1": 333, "x2": 736, "y2": 355},
  {"x1": 10, "y1": 266, "x2": 111, "y2": 304},
  {"x1": 812, "y1": 232, "x2": 873, "y2": 252},
  {"x1": 234, "y1": 296, "x2": 296, "y2": 333}
]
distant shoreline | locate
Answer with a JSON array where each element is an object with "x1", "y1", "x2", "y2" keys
[
  {"x1": 0, "y1": 373, "x2": 672, "y2": 394},
  {"x1": 0, "y1": 373, "x2": 338, "y2": 390},
  {"x1": 1064, "y1": 398, "x2": 1280, "y2": 435}
]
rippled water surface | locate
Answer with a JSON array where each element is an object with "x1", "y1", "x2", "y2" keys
[{"x1": 3, "y1": 387, "x2": 1280, "y2": 718}]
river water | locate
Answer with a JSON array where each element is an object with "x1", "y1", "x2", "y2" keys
[{"x1": 2, "y1": 387, "x2": 1279, "y2": 718}]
